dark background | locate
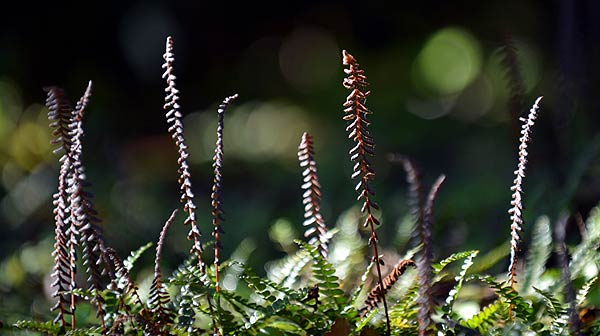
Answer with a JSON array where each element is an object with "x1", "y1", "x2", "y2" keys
[{"x1": 1, "y1": 0, "x2": 600, "y2": 326}]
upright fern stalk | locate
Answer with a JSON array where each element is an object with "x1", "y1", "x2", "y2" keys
[
  {"x1": 46, "y1": 87, "x2": 75, "y2": 329},
  {"x1": 162, "y1": 36, "x2": 218, "y2": 335},
  {"x1": 341, "y1": 50, "x2": 390, "y2": 335},
  {"x1": 162, "y1": 36, "x2": 204, "y2": 270},
  {"x1": 507, "y1": 96, "x2": 543, "y2": 289},
  {"x1": 212, "y1": 94, "x2": 238, "y2": 292},
  {"x1": 297, "y1": 132, "x2": 328, "y2": 258}
]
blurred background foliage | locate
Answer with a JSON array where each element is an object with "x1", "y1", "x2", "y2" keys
[{"x1": 1, "y1": 0, "x2": 600, "y2": 328}]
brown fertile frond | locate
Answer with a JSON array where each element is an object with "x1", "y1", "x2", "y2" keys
[
  {"x1": 418, "y1": 174, "x2": 445, "y2": 336},
  {"x1": 507, "y1": 96, "x2": 543, "y2": 289},
  {"x1": 500, "y1": 34, "x2": 526, "y2": 133},
  {"x1": 212, "y1": 94, "x2": 238, "y2": 293},
  {"x1": 149, "y1": 209, "x2": 178, "y2": 324},
  {"x1": 391, "y1": 154, "x2": 424, "y2": 243},
  {"x1": 361, "y1": 259, "x2": 416, "y2": 316},
  {"x1": 162, "y1": 36, "x2": 203, "y2": 269},
  {"x1": 342, "y1": 49, "x2": 390, "y2": 335},
  {"x1": 68, "y1": 82, "x2": 110, "y2": 327},
  {"x1": 298, "y1": 132, "x2": 328, "y2": 258},
  {"x1": 104, "y1": 247, "x2": 144, "y2": 307},
  {"x1": 45, "y1": 87, "x2": 76, "y2": 328}
]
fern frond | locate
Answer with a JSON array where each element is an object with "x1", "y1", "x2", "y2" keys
[
  {"x1": 442, "y1": 250, "x2": 478, "y2": 316},
  {"x1": 577, "y1": 276, "x2": 598, "y2": 306},
  {"x1": 521, "y1": 216, "x2": 552, "y2": 294},
  {"x1": 45, "y1": 86, "x2": 76, "y2": 328},
  {"x1": 571, "y1": 205, "x2": 600, "y2": 279},
  {"x1": 162, "y1": 36, "x2": 204, "y2": 270},
  {"x1": 469, "y1": 274, "x2": 533, "y2": 323},
  {"x1": 418, "y1": 174, "x2": 445, "y2": 335},
  {"x1": 462, "y1": 300, "x2": 507, "y2": 333},
  {"x1": 68, "y1": 81, "x2": 109, "y2": 327},
  {"x1": 148, "y1": 209, "x2": 178, "y2": 326},
  {"x1": 298, "y1": 132, "x2": 329, "y2": 258},
  {"x1": 298, "y1": 241, "x2": 346, "y2": 315},
  {"x1": 533, "y1": 287, "x2": 569, "y2": 334},
  {"x1": 361, "y1": 259, "x2": 416, "y2": 317},
  {"x1": 507, "y1": 96, "x2": 543, "y2": 289},
  {"x1": 342, "y1": 49, "x2": 390, "y2": 335},
  {"x1": 212, "y1": 94, "x2": 237, "y2": 293},
  {"x1": 15, "y1": 320, "x2": 61, "y2": 335}
]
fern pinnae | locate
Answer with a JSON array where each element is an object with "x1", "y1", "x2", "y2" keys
[
  {"x1": 507, "y1": 96, "x2": 543, "y2": 289},
  {"x1": 418, "y1": 174, "x2": 445, "y2": 335},
  {"x1": 342, "y1": 49, "x2": 392, "y2": 335},
  {"x1": 521, "y1": 216, "x2": 551, "y2": 294},
  {"x1": 361, "y1": 259, "x2": 416, "y2": 316},
  {"x1": 212, "y1": 94, "x2": 237, "y2": 293},
  {"x1": 162, "y1": 36, "x2": 204, "y2": 270},
  {"x1": 45, "y1": 87, "x2": 76, "y2": 329},
  {"x1": 298, "y1": 132, "x2": 329, "y2": 258},
  {"x1": 149, "y1": 209, "x2": 178, "y2": 324}
]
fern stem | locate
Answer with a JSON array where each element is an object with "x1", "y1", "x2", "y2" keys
[
  {"x1": 507, "y1": 96, "x2": 543, "y2": 290},
  {"x1": 342, "y1": 50, "x2": 390, "y2": 335},
  {"x1": 212, "y1": 94, "x2": 237, "y2": 293}
]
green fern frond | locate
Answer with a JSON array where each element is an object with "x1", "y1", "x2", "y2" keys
[
  {"x1": 577, "y1": 276, "x2": 598, "y2": 306},
  {"x1": 462, "y1": 300, "x2": 507, "y2": 333},
  {"x1": 571, "y1": 205, "x2": 600, "y2": 279},
  {"x1": 469, "y1": 274, "x2": 533, "y2": 323},
  {"x1": 442, "y1": 250, "x2": 479, "y2": 315},
  {"x1": 15, "y1": 320, "x2": 62, "y2": 335},
  {"x1": 124, "y1": 242, "x2": 153, "y2": 272},
  {"x1": 522, "y1": 216, "x2": 552, "y2": 294},
  {"x1": 533, "y1": 287, "x2": 569, "y2": 334},
  {"x1": 64, "y1": 326, "x2": 104, "y2": 335},
  {"x1": 433, "y1": 250, "x2": 479, "y2": 278},
  {"x1": 297, "y1": 240, "x2": 347, "y2": 312}
]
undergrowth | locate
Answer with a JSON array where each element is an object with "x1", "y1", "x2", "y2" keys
[{"x1": 7, "y1": 36, "x2": 600, "y2": 335}]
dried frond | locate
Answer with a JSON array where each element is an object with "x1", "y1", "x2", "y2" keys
[
  {"x1": 162, "y1": 36, "x2": 203, "y2": 269},
  {"x1": 507, "y1": 96, "x2": 543, "y2": 289},
  {"x1": 212, "y1": 94, "x2": 238, "y2": 293},
  {"x1": 45, "y1": 87, "x2": 75, "y2": 328},
  {"x1": 555, "y1": 215, "x2": 581, "y2": 335},
  {"x1": 391, "y1": 154, "x2": 424, "y2": 246},
  {"x1": 362, "y1": 259, "x2": 416, "y2": 315},
  {"x1": 417, "y1": 174, "x2": 445, "y2": 336},
  {"x1": 500, "y1": 34, "x2": 526, "y2": 133},
  {"x1": 68, "y1": 82, "x2": 109, "y2": 327},
  {"x1": 342, "y1": 49, "x2": 390, "y2": 334},
  {"x1": 298, "y1": 132, "x2": 328, "y2": 258},
  {"x1": 149, "y1": 209, "x2": 178, "y2": 324}
]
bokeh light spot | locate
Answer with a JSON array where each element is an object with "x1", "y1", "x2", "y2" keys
[{"x1": 413, "y1": 27, "x2": 482, "y2": 95}]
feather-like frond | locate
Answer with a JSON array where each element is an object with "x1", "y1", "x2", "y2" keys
[
  {"x1": 212, "y1": 94, "x2": 237, "y2": 292},
  {"x1": 162, "y1": 36, "x2": 204, "y2": 270},
  {"x1": 507, "y1": 96, "x2": 543, "y2": 288},
  {"x1": 298, "y1": 132, "x2": 328, "y2": 258},
  {"x1": 361, "y1": 259, "x2": 416, "y2": 315},
  {"x1": 342, "y1": 49, "x2": 391, "y2": 334}
]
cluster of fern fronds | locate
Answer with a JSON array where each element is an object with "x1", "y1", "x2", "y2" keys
[{"x1": 9, "y1": 37, "x2": 600, "y2": 336}]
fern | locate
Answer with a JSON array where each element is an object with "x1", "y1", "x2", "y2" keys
[
  {"x1": 342, "y1": 49, "x2": 391, "y2": 335},
  {"x1": 570, "y1": 204, "x2": 600, "y2": 279},
  {"x1": 576, "y1": 276, "x2": 598, "y2": 306},
  {"x1": 507, "y1": 96, "x2": 543, "y2": 290},
  {"x1": 211, "y1": 94, "x2": 238, "y2": 293},
  {"x1": 521, "y1": 216, "x2": 552, "y2": 294},
  {"x1": 442, "y1": 250, "x2": 479, "y2": 316},
  {"x1": 533, "y1": 287, "x2": 569, "y2": 334},
  {"x1": 298, "y1": 132, "x2": 329, "y2": 258},
  {"x1": 148, "y1": 210, "x2": 178, "y2": 329},
  {"x1": 15, "y1": 320, "x2": 62, "y2": 335},
  {"x1": 462, "y1": 300, "x2": 507, "y2": 334}
]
